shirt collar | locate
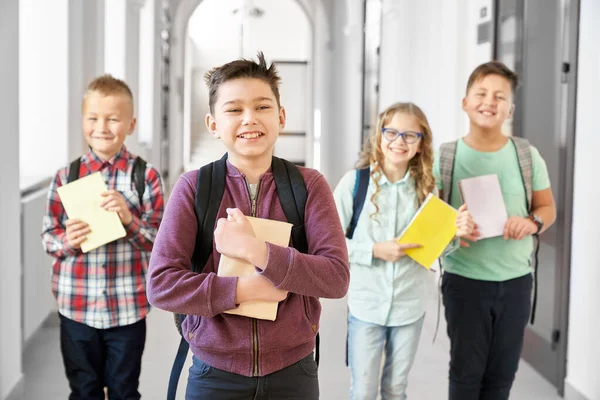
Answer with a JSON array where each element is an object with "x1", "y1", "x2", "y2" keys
[
  {"x1": 83, "y1": 146, "x2": 130, "y2": 173},
  {"x1": 376, "y1": 167, "x2": 412, "y2": 187}
]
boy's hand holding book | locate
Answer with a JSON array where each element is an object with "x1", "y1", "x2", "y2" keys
[
  {"x1": 503, "y1": 216, "x2": 537, "y2": 240},
  {"x1": 65, "y1": 218, "x2": 91, "y2": 249},
  {"x1": 214, "y1": 208, "x2": 268, "y2": 268},
  {"x1": 234, "y1": 272, "x2": 288, "y2": 304},
  {"x1": 455, "y1": 204, "x2": 480, "y2": 247},
  {"x1": 215, "y1": 209, "x2": 293, "y2": 320},
  {"x1": 100, "y1": 189, "x2": 133, "y2": 225}
]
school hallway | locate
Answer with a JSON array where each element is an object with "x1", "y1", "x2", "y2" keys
[{"x1": 7, "y1": 275, "x2": 562, "y2": 400}]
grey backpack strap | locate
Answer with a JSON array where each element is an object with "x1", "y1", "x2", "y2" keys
[
  {"x1": 510, "y1": 137, "x2": 533, "y2": 212},
  {"x1": 439, "y1": 141, "x2": 458, "y2": 204}
]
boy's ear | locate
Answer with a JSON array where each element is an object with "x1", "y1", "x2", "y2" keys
[
  {"x1": 205, "y1": 113, "x2": 219, "y2": 138},
  {"x1": 508, "y1": 103, "x2": 515, "y2": 119},
  {"x1": 279, "y1": 106, "x2": 287, "y2": 131},
  {"x1": 461, "y1": 97, "x2": 468, "y2": 112},
  {"x1": 128, "y1": 117, "x2": 137, "y2": 136}
]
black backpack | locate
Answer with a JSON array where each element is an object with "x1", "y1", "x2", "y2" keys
[
  {"x1": 167, "y1": 154, "x2": 317, "y2": 400},
  {"x1": 67, "y1": 156, "x2": 147, "y2": 205}
]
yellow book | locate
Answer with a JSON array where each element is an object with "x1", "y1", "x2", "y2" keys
[
  {"x1": 397, "y1": 193, "x2": 458, "y2": 269},
  {"x1": 56, "y1": 172, "x2": 126, "y2": 253}
]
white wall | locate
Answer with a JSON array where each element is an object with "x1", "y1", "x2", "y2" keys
[
  {"x1": 19, "y1": 0, "x2": 69, "y2": 186},
  {"x1": 186, "y1": 0, "x2": 312, "y2": 168},
  {"x1": 566, "y1": 0, "x2": 600, "y2": 398},
  {"x1": 0, "y1": 0, "x2": 23, "y2": 397},
  {"x1": 321, "y1": 0, "x2": 364, "y2": 187},
  {"x1": 379, "y1": 0, "x2": 493, "y2": 150}
]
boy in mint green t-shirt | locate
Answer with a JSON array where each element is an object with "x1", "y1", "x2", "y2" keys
[{"x1": 433, "y1": 61, "x2": 556, "y2": 400}]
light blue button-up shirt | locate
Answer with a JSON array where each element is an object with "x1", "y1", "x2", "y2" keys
[{"x1": 334, "y1": 168, "x2": 438, "y2": 327}]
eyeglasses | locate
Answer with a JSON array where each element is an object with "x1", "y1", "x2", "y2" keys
[{"x1": 381, "y1": 128, "x2": 423, "y2": 144}]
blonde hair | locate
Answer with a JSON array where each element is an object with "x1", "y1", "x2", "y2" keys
[
  {"x1": 356, "y1": 102, "x2": 435, "y2": 220},
  {"x1": 82, "y1": 74, "x2": 134, "y2": 113}
]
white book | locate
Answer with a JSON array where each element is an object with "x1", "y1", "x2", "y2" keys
[{"x1": 458, "y1": 174, "x2": 508, "y2": 239}]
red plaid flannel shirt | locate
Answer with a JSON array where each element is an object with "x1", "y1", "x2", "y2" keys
[{"x1": 41, "y1": 147, "x2": 164, "y2": 328}]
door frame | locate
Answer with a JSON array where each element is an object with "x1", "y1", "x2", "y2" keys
[{"x1": 492, "y1": 0, "x2": 580, "y2": 395}]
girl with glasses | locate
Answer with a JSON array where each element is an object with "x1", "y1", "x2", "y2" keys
[{"x1": 333, "y1": 102, "x2": 476, "y2": 400}]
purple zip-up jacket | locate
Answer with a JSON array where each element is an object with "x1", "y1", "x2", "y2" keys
[{"x1": 147, "y1": 161, "x2": 349, "y2": 377}]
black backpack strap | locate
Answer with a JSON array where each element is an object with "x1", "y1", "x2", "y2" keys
[
  {"x1": 270, "y1": 157, "x2": 322, "y2": 364},
  {"x1": 67, "y1": 158, "x2": 81, "y2": 184},
  {"x1": 168, "y1": 153, "x2": 228, "y2": 400},
  {"x1": 132, "y1": 157, "x2": 147, "y2": 206},
  {"x1": 346, "y1": 167, "x2": 370, "y2": 239},
  {"x1": 167, "y1": 337, "x2": 190, "y2": 400},
  {"x1": 193, "y1": 153, "x2": 228, "y2": 271},
  {"x1": 271, "y1": 157, "x2": 308, "y2": 254}
]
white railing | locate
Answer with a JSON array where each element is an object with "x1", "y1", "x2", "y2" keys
[{"x1": 21, "y1": 182, "x2": 55, "y2": 343}]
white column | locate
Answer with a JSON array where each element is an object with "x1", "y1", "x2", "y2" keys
[
  {"x1": 0, "y1": 0, "x2": 23, "y2": 397},
  {"x1": 138, "y1": 0, "x2": 164, "y2": 169},
  {"x1": 104, "y1": 0, "x2": 147, "y2": 158},
  {"x1": 68, "y1": 0, "x2": 106, "y2": 160}
]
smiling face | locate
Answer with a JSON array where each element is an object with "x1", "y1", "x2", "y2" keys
[
  {"x1": 205, "y1": 77, "x2": 285, "y2": 165},
  {"x1": 462, "y1": 73, "x2": 514, "y2": 132},
  {"x1": 82, "y1": 91, "x2": 136, "y2": 161},
  {"x1": 379, "y1": 112, "x2": 422, "y2": 168}
]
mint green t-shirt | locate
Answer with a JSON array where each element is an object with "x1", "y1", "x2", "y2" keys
[{"x1": 433, "y1": 138, "x2": 551, "y2": 281}]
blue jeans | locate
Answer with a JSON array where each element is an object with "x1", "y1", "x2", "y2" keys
[
  {"x1": 347, "y1": 312, "x2": 424, "y2": 400},
  {"x1": 186, "y1": 353, "x2": 319, "y2": 399},
  {"x1": 59, "y1": 314, "x2": 146, "y2": 400}
]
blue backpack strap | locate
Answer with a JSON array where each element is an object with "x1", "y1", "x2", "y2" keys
[
  {"x1": 344, "y1": 167, "x2": 369, "y2": 367},
  {"x1": 168, "y1": 153, "x2": 227, "y2": 400},
  {"x1": 345, "y1": 167, "x2": 370, "y2": 239}
]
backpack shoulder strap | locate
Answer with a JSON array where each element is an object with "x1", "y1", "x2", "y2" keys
[
  {"x1": 132, "y1": 157, "x2": 147, "y2": 206},
  {"x1": 439, "y1": 141, "x2": 458, "y2": 204},
  {"x1": 271, "y1": 157, "x2": 321, "y2": 365},
  {"x1": 271, "y1": 157, "x2": 308, "y2": 254},
  {"x1": 346, "y1": 167, "x2": 370, "y2": 239},
  {"x1": 168, "y1": 153, "x2": 227, "y2": 400},
  {"x1": 510, "y1": 137, "x2": 533, "y2": 212},
  {"x1": 192, "y1": 153, "x2": 228, "y2": 273},
  {"x1": 67, "y1": 158, "x2": 81, "y2": 184}
]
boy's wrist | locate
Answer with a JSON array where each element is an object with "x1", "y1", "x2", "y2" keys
[{"x1": 246, "y1": 238, "x2": 268, "y2": 270}]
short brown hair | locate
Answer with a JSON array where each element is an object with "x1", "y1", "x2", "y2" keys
[
  {"x1": 83, "y1": 74, "x2": 134, "y2": 112},
  {"x1": 466, "y1": 61, "x2": 519, "y2": 94},
  {"x1": 204, "y1": 52, "x2": 281, "y2": 114}
]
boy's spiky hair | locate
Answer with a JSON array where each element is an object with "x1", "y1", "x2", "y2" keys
[
  {"x1": 204, "y1": 52, "x2": 281, "y2": 114},
  {"x1": 83, "y1": 74, "x2": 134, "y2": 111},
  {"x1": 466, "y1": 61, "x2": 519, "y2": 94}
]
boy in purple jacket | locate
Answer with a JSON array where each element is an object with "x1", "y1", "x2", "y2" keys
[{"x1": 147, "y1": 53, "x2": 350, "y2": 399}]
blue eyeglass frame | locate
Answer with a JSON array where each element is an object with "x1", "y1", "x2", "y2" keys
[{"x1": 381, "y1": 128, "x2": 423, "y2": 143}]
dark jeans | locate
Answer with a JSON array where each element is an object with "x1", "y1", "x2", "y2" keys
[
  {"x1": 59, "y1": 314, "x2": 146, "y2": 400},
  {"x1": 186, "y1": 353, "x2": 319, "y2": 400},
  {"x1": 442, "y1": 272, "x2": 532, "y2": 400}
]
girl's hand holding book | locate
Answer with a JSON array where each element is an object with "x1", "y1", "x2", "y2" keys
[{"x1": 373, "y1": 240, "x2": 422, "y2": 263}]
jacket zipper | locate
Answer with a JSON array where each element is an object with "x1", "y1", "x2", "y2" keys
[{"x1": 246, "y1": 178, "x2": 261, "y2": 376}]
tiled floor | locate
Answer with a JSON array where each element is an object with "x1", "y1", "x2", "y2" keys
[{"x1": 7, "y1": 275, "x2": 562, "y2": 399}]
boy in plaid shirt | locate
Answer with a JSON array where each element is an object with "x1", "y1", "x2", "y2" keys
[{"x1": 41, "y1": 75, "x2": 164, "y2": 400}]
